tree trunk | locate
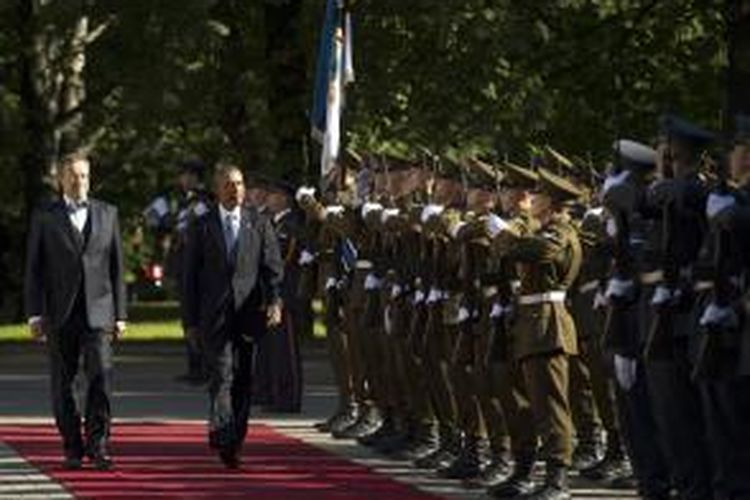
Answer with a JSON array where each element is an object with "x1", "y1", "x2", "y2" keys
[{"x1": 728, "y1": 0, "x2": 750, "y2": 116}]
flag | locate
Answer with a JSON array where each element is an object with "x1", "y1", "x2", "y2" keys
[{"x1": 311, "y1": 0, "x2": 354, "y2": 190}]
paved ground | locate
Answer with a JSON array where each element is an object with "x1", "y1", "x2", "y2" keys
[{"x1": 0, "y1": 341, "x2": 636, "y2": 499}]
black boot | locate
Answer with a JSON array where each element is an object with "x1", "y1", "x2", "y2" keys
[
  {"x1": 314, "y1": 404, "x2": 357, "y2": 433},
  {"x1": 437, "y1": 435, "x2": 486, "y2": 479},
  {"x1": 358, "y1": 412, "x2": 396, "y2": 447},
  {"x1": 413, "y1": 427, "x2": 460, "y2": 470},
  {"x1": 486, "y1": 457, "x2": 535, "y2": 498},
  {"x1": 580, "y1": 439, "x2": 631, "y2": 483},
  {"x1": 374, "y1": 415, "x2": 411, "y2": 454},
  {"x1": 394, "y1": 421, "x2": 439, "y2": 461},
  {"x1": 332, "y1": 405, "x2": 382, "y2": 439},
  {"x1": 526, "y1": 462, "x2": 570, "y2": 500},
  {"x1": 572, "y1": 430, "x2": 604, "y2": 471},
  {"x1": 464, "y1": 450, "x2": 511, "y2": 489}
]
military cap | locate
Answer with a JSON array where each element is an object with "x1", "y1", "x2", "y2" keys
[
  {"x1": 467, "y1": 157, "x2": 503, "y2": 188},
  {"x1": 614, "y1": 139, "x2": 657, "y2": 172},
  {"x1": 735, "y1": 114, "x2": 750, "y2": 144},
  {"x1": 659, "y1": 114, "x2": 715, "y2": 147},
  {"x1": 537, "y1": 167, "x2": 585, "y2": 202},
  {"x1": 545, "y1": 146, "x2": 575, "y2": 171},
  {"x1": 502, "y1": 161, "x2": 539, "y2": 189}
]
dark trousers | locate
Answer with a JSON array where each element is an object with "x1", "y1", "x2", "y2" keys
[
  {"x1": 701, "y1": 377, "x2": 750, "y2": 500},
  {"x1": 617, "y1": 358, "x2": 671, "y2": 499},
  {"x1": 48, "y1": 300, "x2": 113, "y2": 458},
  {"x1": 205, "y1": 305, "x2": 261, "y2": 454},
  {"x1": 646, "y1": 340, "x2": 713, "y2": 500}
]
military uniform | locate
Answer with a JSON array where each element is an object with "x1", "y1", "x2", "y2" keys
[
  {"x1": 601, "y1": 139, "x2": 671, "y2": 498},
  {"x1": 492, "y1": 168, "x2": 584, "y2": 500}
]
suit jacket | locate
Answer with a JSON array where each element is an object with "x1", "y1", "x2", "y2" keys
[
  {"x1": 25, "y1": 198, "x2": 127, "y2": 332},
  {"x1": 182, "y1": 204, "x2": 284, "y2": 341}
]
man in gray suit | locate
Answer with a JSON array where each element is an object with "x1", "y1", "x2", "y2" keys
[
  {"x1": 182, "y1": 163, "x2": 284, "y2": 469},
  {"x1": 25, "y1": 152, "x2": 127, "y2": 471}
]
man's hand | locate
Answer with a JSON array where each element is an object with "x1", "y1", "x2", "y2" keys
[
  {"x1": 112, "y1": 321, "x2": 127, "y2": 341},
  {"x1": 29, "y1": 317, "x2": 46, "y2": 343},
  {"x1": 266, "y1": 302, "x2": 283, "y2": 328}
]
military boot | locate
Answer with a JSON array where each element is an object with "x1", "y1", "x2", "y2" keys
[
  {"x1": 332, "y1": 404, "x2": 382, "y2": 439},
  {"x1": 581, "y1": 438, "x2": 631, "y2": 483},
  {"x1": 394, "y1": 420, "x2": 439, "y2": 461},
  {"x1": 413, "y1": 426, "x2": 460, "y2": 470},
  {"x1": 437, "y1": 434, "x2": 486, "y2": 479},
  {"x1": 572, "y1": 430, "x2": 604, "y2": 471},
  {"x1": 328, "y1": 404, "x2": 360, "y2": 435},
  {"x1": 358, "y1": 412, "x2": 396, "y2": 447},
  {"x1": 374, "y1": 415, "x2": 411, "y2": 455},
  {"x1": 525, "y1": 461, "x2": 570, "y2": 500},
  {"x1": 486, "y1": 456, "x2": 536, "y2": 498},
  {"x1": 464, "y1": 450, "x2": 512, "y2": 489}
]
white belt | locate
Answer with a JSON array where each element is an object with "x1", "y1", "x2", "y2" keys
[
  {"x1": 640, "y1": 270, "x2": 664, "y2": 285},
  {"x1": 356, "y1": 260, "x2": 374, "y2": 270},
  {"x1": 482, "y1": 286, "x2": 498, "y2": 298},
  {"x1": 578, "y1": 280, "x2": 599, "y2": 295},
  {"x1": 694, "y1": 281, "x2": 713, "y2": 292},
  {"x1": 518, "y1": 291, "x2": 566, "y2": 305}
]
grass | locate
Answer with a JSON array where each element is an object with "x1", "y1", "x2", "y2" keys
[{"x1": 0, "y1": 301, "x2": 328, "y2": 342}]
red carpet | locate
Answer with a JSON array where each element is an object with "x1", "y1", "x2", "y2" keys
[{"x1": 0, "y1": 423, "x2": 439, "y2": 499}]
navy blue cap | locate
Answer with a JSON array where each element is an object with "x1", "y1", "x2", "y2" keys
[{"x1": 659, "y1": 114, "x2": 715, "y2": 146}]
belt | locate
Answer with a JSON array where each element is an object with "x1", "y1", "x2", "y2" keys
[
  {"x1": 518, "y1": 291, "x2": 566, "y2": 306},
  {"x1": 482, "y1": 286, "x2": 498, "y2": 298},
  {"x1": 640, "y1": 270, "x2": 664, "y2": 285},
  {"x1": 356, "y1": 260, "x2": 374, "y2": 270},
  {"x1": 577, "y1": 280, "x2": 599, "y2": 294},
  {"x1": 694, "y1": 281, "x2": 713, "y2": 292}
]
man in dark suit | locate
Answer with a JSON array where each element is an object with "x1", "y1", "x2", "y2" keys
[
  {"x1": 25, "y1": 152, "x2": 127, "y2": 471},
  {"x1": 182, "y1": 163, "x2": 284, "y2": 469}
]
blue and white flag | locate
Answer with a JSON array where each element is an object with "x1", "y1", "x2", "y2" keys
[{"x1": 311, "y1": 0, "x2": 354, "y2": 190}]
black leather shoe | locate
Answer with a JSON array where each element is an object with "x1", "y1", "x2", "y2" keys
[
  {"x1": 91, "y1": 453, "x2": 114, "y2": 471},
  {"x1": 62, "y1": 455, "x2": 82, "y2": 470},
  {"x1": 219, "y1": 449, "x2": 241, "y2": 470},
  {"x1": 580, "y1": 455, "x2": 631, "y2": 482},
  {"x1": 486, "y1": 460, "x2": 536, "y2": 498}
]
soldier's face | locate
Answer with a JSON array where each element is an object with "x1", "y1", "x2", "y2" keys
[
  {"x1": 500, "y1": 187, "x2": 525, "y2": 213},
  {"x1": 59, "y1": 158, "x2": 90, "y2": 202},
  {"x1": 467, "y1": 188, "x2": 495, "y2": 212},
  {"x1": 179, "y1": 171, "x2": 199, "y2": 192},
  {"x1": 530, "y1": 192, "x2": 553, "y2": 219},
  {"x1": 730, "y1": 144, "x2": 750, "y2": 184},
  {"x1": 216, "y1": 169, "x2": 245, "y2": 210}
]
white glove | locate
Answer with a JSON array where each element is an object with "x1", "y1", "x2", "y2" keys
[
  {"x1": 606, "y1": 217, "x2": 617, "y2": 238},
  {"x1": 420, "y1": 204, "x2": 445, "y2": 224},
  {"x1": 413, "y1": 290, "x2": 425, "y2": 304},
  {"x1": 651, "y1": 285, "x2": 672, "y2": 306},
  {"x1": 298, "y1": 249, "x2": 316, "y2": 266},
  {"x1": 381, "y1": 208, "x2": 400, "y2": 224},
  {"x1": 390, "y1": 284, "x2": 403, "y2": 299},
  {"x1": 605, "y1": 278, "x2": 634, "y2": 299},
  {"x1": 450, "y1": 221, "x2": 467, "y2": 239},
  {"x1": 614, "y1": 354, "x2": 638, "y2": 391},
  {"x1": 700, "y1": 302, "x2": 738, "y2": 328},
  {"x1": 593, "y1": 290, "x2": 608, "y2": 309},
  {"x1": 295, "y1": 186, "x2": 316, "y2": 203},
  {"x1": 485, "y1": 213, "x2": 509, "y2": 237},
  {"x1": 457, "y1": 306, "x2": 470, "y2": 324},
  {"x1": 364, "y1": 273, "x2": 382, "y2": 290},
  {"x1": 706, "y1": 193, "x2": 736, "y2": 220},
  {"x1": 601, "y1": 170, "x2": 630, "y2": 198},
  {"x1": 324, "y1": 205, "x2": 345, "y2": 217}
]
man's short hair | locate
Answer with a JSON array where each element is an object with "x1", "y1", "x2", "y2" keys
[
  {"x1": 58, "y1": 152, "x2": 89, "y2": 173},
  {"x1": 213, "y1": 163, "x2": 244, "y2": 184}
]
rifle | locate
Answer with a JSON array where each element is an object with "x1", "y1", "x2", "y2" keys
[{"x1": 643, "y1": 130, "x2": 679, "y2": 361}]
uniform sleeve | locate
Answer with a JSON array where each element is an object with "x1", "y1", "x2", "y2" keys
[{"x1": 503, "y1": 224, "x2": 570, "y2": 264}]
